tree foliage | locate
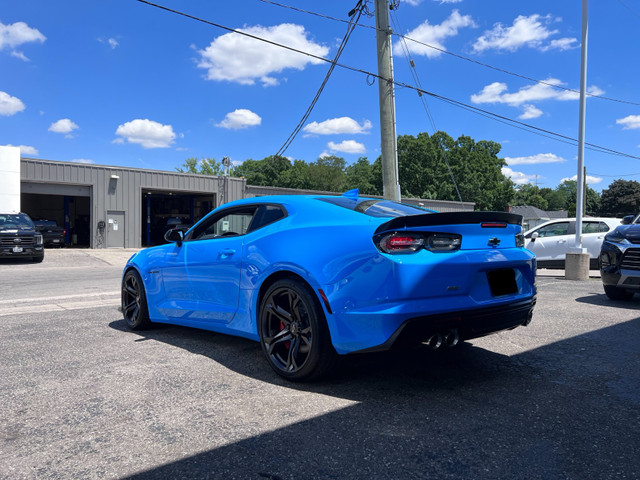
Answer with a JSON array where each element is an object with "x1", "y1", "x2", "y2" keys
[{"x1": 599, "y1": 179, "x2": 640, "y2": 216}]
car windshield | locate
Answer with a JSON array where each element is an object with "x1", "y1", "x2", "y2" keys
[
  {"x1": 319, "y1": 197, "x2": 435, "y2": 218},
  {"x1": 0, "y1": 214, "x2": 35, "y2": 230}
]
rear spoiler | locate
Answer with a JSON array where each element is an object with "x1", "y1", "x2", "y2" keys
[{"x1": 375, "y1": 212, "x2": 523, "y2": 235}]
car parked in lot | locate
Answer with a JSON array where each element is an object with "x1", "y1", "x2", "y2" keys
[
  {"x1": 33, "y1": 220, "x2": 66, "y2": 247},
  {"x1": 0, "y1": 212, "x2": 44, "y2": 262},
  {"x1": 121, "y1": 193, "x2": 537, "y2": 381},
  {"x1": 524, "y1": 217, "x2": 621, "y2": 269},
  {"x1": 599, "y1": 223, "x2": 640, "y2": 299}
]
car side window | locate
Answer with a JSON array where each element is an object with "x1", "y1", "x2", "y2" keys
[
  {"x1": 248, "y1": 205, "x2": 286, "y2": 232},
  {"x1": 582, "y1": 221, "x2": 610, "y2": 234},
  {"x1": 189, "y1": 207, "x2": 257, "y2": 241},
  {"x1": 536, "y1": 222, "x2": 569, "y2": 238}
]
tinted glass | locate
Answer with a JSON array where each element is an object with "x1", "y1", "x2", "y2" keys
[
  {"x1": 190, "y1": 207, "x2": 257, "y2": 241},
  {"x1": 0, "y1": 214, "x2": 35, "y2": 230},
  {"x1": 248, "y1": 205, "x2": 285, "y2": 232},
  {"x1": 536, "y1": 222, "x2": 569, "y2": 237},
  {"x1": 582, "y1": 221, "x2": 610, "y2": 234},
  {"x1": 320, "y1": 197, "x2": 434, "y2": 218}
]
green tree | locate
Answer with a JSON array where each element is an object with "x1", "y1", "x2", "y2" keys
[
  {"x1": 599, "y1": 179, "x2": 640, "y2": 216},
  {"x1": 176, "y1": 157, "x2": 224, "y2": 175},
  {"x1": 306, "y1": 155, "x2": 347, "y2": 192},
  {"x1": 555, "y1": 180, "x2": 600, "y2": 216},
  {"x1": 513, "y1": 184, "x2": 549, "y2": 210},
  {"x1": 344, "y1": 157, "x2": 379, "y2": 195}
]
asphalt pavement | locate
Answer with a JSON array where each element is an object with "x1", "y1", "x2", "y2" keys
[{"x1": 0, "y1": 248, "x2": 638, "y2": 480}]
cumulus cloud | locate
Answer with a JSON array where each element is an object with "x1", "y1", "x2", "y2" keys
[
  {"x1": 394, "y1": 10, "x2": 476, "y2": 58},
  {"x1": 216, "y1": 109, "x2": 262, "y2": 130},
  {"x1": 0, "y1": 91, "x2": 26, "y2": 116},
  {"x1": 0, "y1": 21, "x2": 46, "y2": 61},
  {"x1": 49, "y1": 118, "x2": 79, "y2": 136},
  {"x1": 328, "y1": 140, "x2": 366, "y2": 154},
  {"x1": 560, "y1": 174, "x2": 602, "y2": 185},
  {"x1": 3, "y1": 144, "x2": 38, "y2": 156},
  {"x1": 303, "y1": 117, "x2": 372, "y2": 136},
  {"x1": 473, "y1": 14, "x2": 577, "y2": 53},
  {"x1": 502, "y1": 167, "x2": 538, "y2": 185},
  {"x1": 114, "y1": 119, "x2": 177, "y2": 148},
  {"x1": 470, "y1": 79, "x2": 604, "y2": 117},
  {"x1": 197, "y1": 24, "x2": 329, "y2": 86},
  {"x1": 505, "y1": 153, "x2": 566, "y2": 166},
  {"x1": 519, "y1": 104, "x2": 543, "y2": 120},
  {"x1": 617, "y1": 115, "x2": 640, "y2": 130}
]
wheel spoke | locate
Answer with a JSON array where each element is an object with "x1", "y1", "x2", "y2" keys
[
  {"x1": 286, "y1": 336, "x2": 301, "y2": 372},
  {"x1": 265, "y1": 329, "x2": 293, "y2": 355},
  {"x1": 267, "y1": 302, "x2": 292, "y2": 327},
  {"x1": 123, "y1": 299, "x2": 138, "y2": 315}
]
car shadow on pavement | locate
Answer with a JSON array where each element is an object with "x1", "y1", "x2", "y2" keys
[
  {"x1": 108, "y1": 318, "x2": 640, "y2": 480},
  {"x1": 575, "y1": 292, "x2": 639, "y2": 309}
]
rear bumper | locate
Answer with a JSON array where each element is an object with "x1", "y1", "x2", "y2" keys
[{"x1": 356, "y1": 296, "x2": 536, "y2": 353}]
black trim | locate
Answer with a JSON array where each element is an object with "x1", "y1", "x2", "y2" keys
[
  {"x1": 374, "y1": 212, "x2": 523, "y2": 235},
  {"x1": 353, "y1": 296, "x2": 536, "y2": 354}
]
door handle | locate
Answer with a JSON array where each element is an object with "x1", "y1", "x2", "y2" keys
[
  {"x1": 558, "y1": 240, "x2": 566, "y2": 244},
  {"x1": 220, "y1": 248, "x2": 236, "y2": 257}
]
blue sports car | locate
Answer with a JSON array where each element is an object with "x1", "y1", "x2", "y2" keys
[{"x1": 122, "y1": 191, "x2": 537, "y2": 381}]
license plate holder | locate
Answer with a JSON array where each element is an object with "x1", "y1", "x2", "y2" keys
[
  {"x1": 487, "y1": 268, "x2": 518, "y2": 297},
  {"x1": 12, "y1": 246, "x2": 24, "y2": 253}
]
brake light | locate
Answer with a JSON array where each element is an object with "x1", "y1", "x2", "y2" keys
[
  {"x1": 375, "y1": 232, "x2": 462, "y2": 254},
  {"x1": 379, "y1": 233, "x2": 425, "y2": 253},
  {"x1": 482, "y1": 222, "x2": 507, "y2": 228}
]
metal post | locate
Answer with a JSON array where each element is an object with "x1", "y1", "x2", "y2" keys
[
  {"x1": 375, "y1": 0, "x2": 400, "y2": 201},
  {"x1": 574, "y1": 0, "x2": 588, "y2": 252}
]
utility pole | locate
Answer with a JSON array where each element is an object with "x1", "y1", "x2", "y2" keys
[
  {"x1": 566, "y1": 0, "x2": 590, "y2": 280},
  {"x1": 375, "y1": 0, "x2": 401, "y2": 201}
]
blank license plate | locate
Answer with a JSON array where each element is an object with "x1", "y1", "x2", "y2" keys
[{"x1": 487, "y1": 268, "x2": 518, "y2": 297}]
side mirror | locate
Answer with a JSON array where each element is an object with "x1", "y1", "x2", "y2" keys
[
  {"x1": 164, "y1": 228, "x2": 184, "y2": 246},
  {"x1": 621, "y1": 215, "x2": 634, "y2": 225},
  {"x1": 530, "y1": 231, "x2": 539, "y2": 241}
]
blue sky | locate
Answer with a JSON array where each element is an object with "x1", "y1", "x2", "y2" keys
[{"x1": 1, "y1": 0, "x2": 639, "y2": 192}]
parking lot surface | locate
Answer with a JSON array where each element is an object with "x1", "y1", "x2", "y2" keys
[{"x1": 0, "y1": 249, "x2": 638, "y2": 479}]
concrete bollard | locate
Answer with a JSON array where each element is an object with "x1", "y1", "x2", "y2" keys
[{"x1": 565, "y1": 252, "x2": 590, "y2": 280}]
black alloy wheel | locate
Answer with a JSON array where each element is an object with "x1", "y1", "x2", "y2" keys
[
  {"x1": 259, "y1": 279, "x2": 336, "y2": 381},
  {"x1": 122, "y1": 269, "x2": 151, "y2": 330}
]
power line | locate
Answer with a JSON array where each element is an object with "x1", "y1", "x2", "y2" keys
[
  {"x1": 134, "y1": 0, "x2": 640, "y2": 162},
  {"x1": 257, "y1": 0, "x2": 640, "y2": 107},
  {"x1": 274, "y1": 1, "x2": 366, "y2": 157}
]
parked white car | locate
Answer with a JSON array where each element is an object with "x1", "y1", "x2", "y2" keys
[{"x1": 524, "y1": 217, "x2": 622, "y2": 269}]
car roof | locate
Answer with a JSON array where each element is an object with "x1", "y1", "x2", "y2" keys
[{"x1": 525, "y1": 217, "x2": 621, "y2": 234}]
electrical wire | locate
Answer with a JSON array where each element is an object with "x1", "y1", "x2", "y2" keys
[
  {"x1": 135, "y1": 0, "x2": 640, "y2": 162},
  {"x1": 391, "y1": 9, "x2": 464, "y2": 205},
  {"x1": 257, "y1": 0, "x2": 640, "y2": 107},
  {"x1": 275, "y1": 1, "x2": 366, "y2": 157}
]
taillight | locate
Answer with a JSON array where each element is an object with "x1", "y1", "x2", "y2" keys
[
  {"x1": 375, "y1": 232, "x2": 461, "y2": 254},
  {"x1": 378, "y1": 233, "x2": 424, "y2": 253},
  {"x1": 515, "y1": 233, "x2": 525, "y2": 247}
]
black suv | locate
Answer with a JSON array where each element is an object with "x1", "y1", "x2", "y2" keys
[
  {"x1": 0, "y1": 213, "x2": 45, "y2": 262},
  {"x1": 599, "y1": 224, "x2": 640, "y2": 299}
]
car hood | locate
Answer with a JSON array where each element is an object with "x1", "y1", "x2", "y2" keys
[{"x1": 610, "y1": 224, "x2": 640, "y2": 242}]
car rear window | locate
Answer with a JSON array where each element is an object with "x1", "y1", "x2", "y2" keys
[{"x1": 319, "y1": 197, "x2": 435, "y2": 218}]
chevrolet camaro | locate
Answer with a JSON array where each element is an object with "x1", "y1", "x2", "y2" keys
[{"x1": 121, "y1": 192, "x2": 537, "y2": 381}]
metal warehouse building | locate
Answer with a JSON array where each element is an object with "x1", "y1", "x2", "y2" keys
[
  {"x1": 18, "y1": 157, "x2": 474, "y2": 250},
  {"x1": 20, "y1": 158, "x2": 245, "y2": 249}
]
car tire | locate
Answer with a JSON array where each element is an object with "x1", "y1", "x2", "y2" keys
[
  {"x1": 603, "y1": 284, "x2": 634, "y2": 301},
  {"x1": 259, "y1": 278, "x2": 336, "y2": 382},
  {"x1": 122, "y1": 269, "x2": 152, "y2": 330}
]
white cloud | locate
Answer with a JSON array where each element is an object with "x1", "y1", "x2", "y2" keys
[
  {"x1": 303, "y1": 117, "x2": 372, "y2": 136},
  {"x1": 519, "y1": 104, "x2": 543, "y2": 120},
  {"x1": 114, "y1": 119, "x2": 177, "y2": 149},
  {"x1": 0, "y1": 21, "x2": 46, "y2": 61},
  {"x1": 473, "y1": 14, "x2": 577, "y2": 53},
  {"x1": 197, "y1": 24, "x2": 329, "y2": 86},
  {"x1": 98, "y1": 37, "x2": 119, "y2": 49},
  {"x1": 0, "y1": 91, "x2": 26, "y2": 116},
  {"x1": 70, "y1": 159, "x2": 95, "y2": 164},
  {"x1": 616, "y1": 115, "x2": 640, "y2": 130},
  {"x1": 505, "y1": 153, "x2": 566, "y2": 166},
  {"x1": 394, "y1": 10, "x2": 476, "y2": 58},
  {"x1": 560, "y1": 174, "x2": 602, "y2": 185},
  {"x1": 3, "y1": 144, "x2": 38, "y2": 155},
  {"x1": 470, "y1": 79, "x2": 604, "y2": 115},
  {"x1": 502, "y1": 167, "x2": 537, "y2": 185},
  {"x1": 216, "y1": 109, "x2": 262, "y2": 130},
  {"x1": 328, "y1": 140, "x2": 366, "y2": 154},
  {"x1": 49, "y1": 118, "x2": 79, "y2": 135}
]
